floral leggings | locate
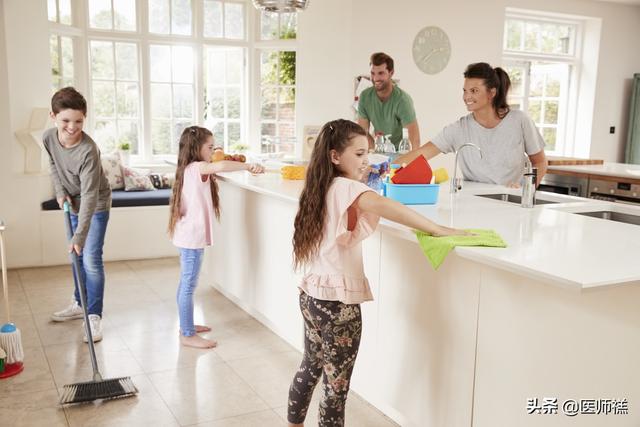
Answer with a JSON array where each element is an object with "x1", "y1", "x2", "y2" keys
[{"x1": 287, "y1": 292, "x2": 362, "y2": 426}]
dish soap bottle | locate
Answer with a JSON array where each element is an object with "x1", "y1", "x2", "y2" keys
[{"x1": 398, "y1": 128, "x2": 410, "y2": 154}]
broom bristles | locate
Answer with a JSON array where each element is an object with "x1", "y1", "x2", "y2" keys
[
  {"x1": 60, "y1": 377, "x2": 138, "y2": 405},
  {"x1": 0, "y1": 328, "x2": 23, "y2": 364}
]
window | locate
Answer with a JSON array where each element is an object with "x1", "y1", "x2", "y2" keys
[
  {"x1": 503, "y1": 12, "x2": 580, "y2": 155},
  {"x1": 149, "y1": 0, "x2": 192, "y2": 35},
  {"x1": 204, "y1": 47, "x2": 245, "y2": 151},
  {"x1": 149, "y1": 45, "x2": 194, "y2": 155},
  {"x1": 204, "y1": 0, "x2": 246, "y2": 39},
  {"x1": 48, "y1": 0, "x2": 72, "y2": 25},
  {"x1": 46, "y1": 1, "x2": 299, "y2": 162},
  {"x1": 50, "y1": 35, "x2": 75, "y2": 92},
  {"x1": 256, "y1": 11, "x2": 297, "y2": 154},
  {"x1": 260, "y1": 11, "x2": 296, "y2": 40},
  {"x1": 259, "y1": 50, "x2": 296, "y2": 154},
  {"x1": 90, "y1": 41, "x2": 141, "y2": 154},
  {"x1": 89, "y1": 0, "x2": 137, "y2": 31}
]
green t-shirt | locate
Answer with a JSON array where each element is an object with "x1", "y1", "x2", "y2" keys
[{"x1": 357, "y1": 84, "x2": 417, "y2": 148}]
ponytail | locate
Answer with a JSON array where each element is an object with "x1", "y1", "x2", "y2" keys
[{"x1": 464, "y1": 62, "x2": 511, "y2": 118}]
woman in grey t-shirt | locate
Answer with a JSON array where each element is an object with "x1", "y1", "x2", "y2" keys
[{"x1": 395, "y1": 62, "x2": 547, "y2": 186}]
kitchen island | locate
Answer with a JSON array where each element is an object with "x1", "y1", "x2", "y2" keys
[{"x1": 203, "y1": 170, "x2": 640, "y2": 427}]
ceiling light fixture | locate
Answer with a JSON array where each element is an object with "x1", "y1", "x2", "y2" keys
[{"x1": 252, "y1": 0, "x2": 310, "y2": 13}]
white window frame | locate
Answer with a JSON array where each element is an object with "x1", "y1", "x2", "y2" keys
[
  {"x1": 48, "y1": 1, "x2": 299, "y2": 164},
  {"x1": 252, "y1": 11, "x2": 298, "y2": 155},
  {"x1": 503, "y1": 9, "x2": 583, "y2": 157}
]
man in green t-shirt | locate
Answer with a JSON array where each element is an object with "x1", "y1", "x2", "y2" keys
[{"x1": 357, "y1": 52, "x2": 421, "y2": 151}]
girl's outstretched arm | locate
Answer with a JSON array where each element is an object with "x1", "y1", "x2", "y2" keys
[
  {"x1": 355, "y1": 191, "x2": 466, "y2": 237},
  {"x1": 199, "y1": 161, "x2": 264, "y2": 175}
]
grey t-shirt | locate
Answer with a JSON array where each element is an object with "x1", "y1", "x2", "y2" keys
[
  {"x1": 432, "y1": 110, "x2": 545, "y2": 185},
  {"x1": 42, "y1": 127, "x2": 111, "y2": 247}
]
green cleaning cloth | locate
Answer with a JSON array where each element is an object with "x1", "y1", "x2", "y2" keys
[{"x1": 415, "y1": 229, "x2": 507, "y2": 270}]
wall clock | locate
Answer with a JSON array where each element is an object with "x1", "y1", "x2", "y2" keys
[{"x1": 412, "y1": 26, "x2": 451, "y2": 75}]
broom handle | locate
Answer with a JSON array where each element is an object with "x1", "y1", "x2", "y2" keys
[
  {"x1": 0, "y1": 221, "x2": 10, "y2": 324},
  {"x1": 63, "y1": 203, "x2": 102, "y2": 381}
]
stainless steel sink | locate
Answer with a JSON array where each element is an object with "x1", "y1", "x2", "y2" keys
[
  {"x1": 475, "y1": 193, "x2": 557, "y2": 205},
  {"x1": 575, "y1": 211, "x2": 640, "y2": 226}
]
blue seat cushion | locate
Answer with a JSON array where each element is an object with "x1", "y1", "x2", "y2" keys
[{"x1": 41, "y1": 189, "x2": 172, "y2": 210}]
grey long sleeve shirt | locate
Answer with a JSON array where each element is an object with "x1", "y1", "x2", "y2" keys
[{"x1": 42, "y1": 128, "x2": 111, "y2": 247}]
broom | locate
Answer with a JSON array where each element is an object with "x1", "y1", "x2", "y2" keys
[
  {"x1": 59, "y1": 202, "x2": 138, "y2": 405},
  {"x1": 0, "y1": 219, "x2": 25, "y2": 379}
]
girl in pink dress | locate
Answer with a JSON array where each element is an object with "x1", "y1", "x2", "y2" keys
[
  {"x1": 287, "y1": 119, "x2": 466, "y2": 426},
  {"x1": 168, "y1": 126, "x2": 264, "y2": 349}
]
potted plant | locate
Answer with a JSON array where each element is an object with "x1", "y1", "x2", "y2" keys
[{"x1": 117, "y1": 142, "x2": 131, "y2": 166}]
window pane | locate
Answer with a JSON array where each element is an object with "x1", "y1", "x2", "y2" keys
[
  {"x1": 48, "y1": 0, "x2": 58, "y2": 22},
  {"x1": 151, "y1": 83, "x2": 171, "y2": 118},
  {"x1": 225, "y1": 3, "x2": 244, "y2": 39},
  {"x1": 506, "y1": 67, "x2": 523, "y2": 97},
  {"x1": 172, "y1": 0, "x2": 192, "y2": 35},
  {"x1": 152, "y1": 120, "x2": 171, "y2": 154},
  {"x1": 114, "y1": 0, "x2": 136, "y2": 31},
  {"x1": 207, "y1": 88, "x2": 224, "y2": 118},
  {"x1": 150, "y1": 45, "x2": 171, "y2": 82},
  {"x1": 59, "y1": 0, "x2": 72, "y2": 25},
  {"x1": 544, "y1": 101, "x2": 558, "y2": 124},
  {"x1": 116, "y1": 43, "x2": 138, "y2": 80},
  {"x1": 227, "y1": 87, "x2": 240, "y2": 119},
  {"x1": 205, "y1": 49, "x2": 225, "y2": 83},
  {"x1": 61, "y1": 37, "x2": 74, "y2": 80},
  {"x1": 524, "y1": 22, "x2": 539, "y2": 51},
  {"x1": 93, "y1": 81, "x2": 116, "y2": 117},
  {"x1": 261, "y1": 11, "x2": 278, "y2": 40},
  {"x1": 117, "y1": 120, "x2": 139, "y2": 154},
  {"x1": 228, "y1": 122, "x2": 241, "y2": 149},
  {"x1": 279, "y1": 51, "x2": 296, "y2": 85},
  {"x1": 94, "y1": 120, "x2": 117, "y2": 153},
  {"x1": 50, "y1": 35, "x2": 60, "y2": 82},
  {"x1": 173, "y1": 122, "x2": 190, "y2": 147},
  {"x1": 261, "y1": 51, "x2": 277, "y2": 85},
  {"x1": 542, "y1": 127, "x2": 556, "y2": 151},
  {"x1": 116, "y1": 82, "x2": 139, "y2": 118},
  {"x1": 279, "y1": 87, "x2": 295, "y2": 121},
  {"x1": 261, "y1": 88, "x2": 276, "y2": 120},
  {"x1": 261, "y1": 123, "x2": 275, "y2": 138},
  {"x1": 505, "y1": 20, "x2": 522, "y2": 50},
  {"x1": 279, "y1": 122, "x2": 295, "y2": 140},
  {"x1": 172, "y1": 46, "x2": 193, "y2": 83},
  {"x1": 280, "y1": 13, "x2": 296, "y2": 39},
  {"x1": 149, "y1": 0, "x2": 170, "y2": 34},
  {"x1": 90, "y1": 41, "x2": 114, "y2": 79},
  {"x1": 226, "y1": 49, "x2": 242, "y2": 84},
  {"x1": 529, "y1": 72, "x2": 543, "y2": 97},
  {"x1": 173, "y1": 84, "x2": 194, "y2": 119},
  {"x1": 203, "y1": 0, "x2": 223, "y2": 38},
  {"x1": 212, "y1": 121, "x2": 224, "y2": 145},
  {"x1": 89, "y1": 0, "x2": 112, "y2": 29},
  {"x1": 528, "y1": 101, "x2": 541, "y2": 123}
]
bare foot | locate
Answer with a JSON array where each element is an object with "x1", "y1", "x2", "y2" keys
[
  {"x1": 180, "y1": 334, "x2": 217, "y2": 349},
  {"x1": 195, "y1": 325, "x2": 211, "y2": 333}
]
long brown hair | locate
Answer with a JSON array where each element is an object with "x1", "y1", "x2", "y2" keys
[
  {"x1": 168, "y1": 126, "x2": 221, "y2": 237},
  {"x1": 464, "y1": 62, "x2": 511, "y2": 119},
  {"x1": 292, "y1": 119, "x2": 366, "y2": 270}
]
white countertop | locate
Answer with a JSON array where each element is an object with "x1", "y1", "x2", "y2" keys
[
  {"x1": 548, "y1": 161, "x2": 640, "y2": 180},
  {"x1": 216, "y1": 171, "x2": 640, "y2": 290}
]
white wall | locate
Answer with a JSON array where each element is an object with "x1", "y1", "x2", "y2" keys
[
  {"x1": 2, "y1": 0, "x2": 639, "y2": 267},
  {"x1": 295, "y1": 0, "x2": 640, "y2": 164}
]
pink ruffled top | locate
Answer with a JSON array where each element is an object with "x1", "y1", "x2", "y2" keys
[{"x1": 299, "y1": 177, "x2": 380, "y2": 304}]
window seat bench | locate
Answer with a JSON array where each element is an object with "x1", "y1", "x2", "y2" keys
[{"x1": 38, "y1": 189, "x2": 176, "y2": 266}]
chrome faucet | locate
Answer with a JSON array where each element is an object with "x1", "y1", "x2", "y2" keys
[
  {"x1": 521, "y1": 152, "x2": 537, "y2": 208},
  {"x1": 451, "y1": 143, "x2": 483, "y2": 193}
]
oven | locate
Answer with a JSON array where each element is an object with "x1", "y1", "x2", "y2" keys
[
  {"x1": 539, "y1": 173, "x2": 588, "y2": 197},
  {"x1": 588, "y1": 178, "x2": 640, "y2": 206}
]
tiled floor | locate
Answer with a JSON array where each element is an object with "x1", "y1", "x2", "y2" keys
[{"x1": 0, "y1": 258, "x2": 398, "y2": 427}]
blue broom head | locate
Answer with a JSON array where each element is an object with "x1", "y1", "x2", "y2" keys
[{"x1": 0, "y1": 323, "x2": 17, "y2": 333}]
